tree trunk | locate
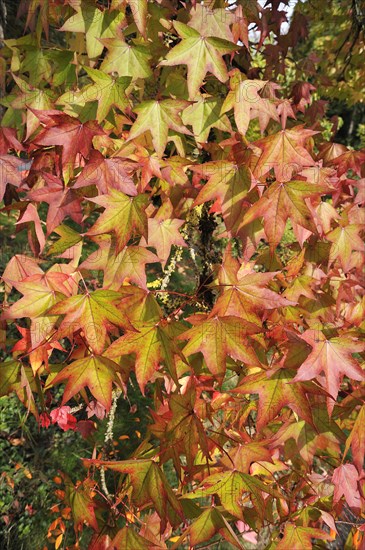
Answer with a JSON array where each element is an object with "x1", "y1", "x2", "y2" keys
[{"x1": 0, "y1": 0, "x2": 6, "y2": 43}]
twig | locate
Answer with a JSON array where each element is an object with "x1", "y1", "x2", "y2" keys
[{"x1": 100, "y1": 389, "x2": 121, "y2": 499}]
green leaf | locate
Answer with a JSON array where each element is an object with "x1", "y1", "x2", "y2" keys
[
  {"x1": 100, "y1": 34, "x2": 152, "y2": 79},
  {"x1": 86, "y1": 458, "x2": 183, "y2": 523},
  {"x1": 60, "y1": 4, "x2": 125, "y2": 59},
  {"x1": 128, "y1": 99, "x2": 191, "y2": 157},
  {"x1": 160, "y1": 22, "x2": 237, "y2": 100},
  {"x1": 47, "y1": 224, "x2": 83, "y2": 257},
  {"x1": 52, "y1": 354, "x2": 120, "y2": 411},
  {"x1": 112, "y1": 526, "x2": 151, "y2": 549},
  {"x1": 87, "y1": 189, "x2": 149, "y2": 254}
]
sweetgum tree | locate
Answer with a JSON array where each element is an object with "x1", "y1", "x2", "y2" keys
[{"x1": 0, "y1": 1, "x2": 364, "y2": 548}]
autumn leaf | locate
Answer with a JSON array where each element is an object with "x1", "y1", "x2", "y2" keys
[
  {"x1": 11, "y1": 75, "x2": 55, "y2": 139},
  {"x1": 222, "y1": 77, "x2": 279, "y2": 136},
  {"x1": 294, "y1": 330, "x2": 365, "y2": 412},
  {"x1": 65, "y1": 478, "x2": 98, "y2": 531},
  {"x1": 74, "y1": 150, "x2": 138, "y2": 195},
  {"x1": 221, "y1": 441, "x2": 274, "y2": 473},
  {"x1": 185, "y1": 508, "x2": 244, "y2": 549},
  {"x1": 182, "y1": 96, "x2": 232, "y2": 143},
  {"x1": 178, "y1": 315, "x2": 261, "y2": 381},
  {"x1": 276, "y1": 524, "x2": 332, "y2": 550},
  {"x1": 189, "y1": 4, "x2": 236, "y2": 40},
  {"x1": 47, "y1": 289, "x2": 134, "y2": 354},
  {"x1": 32, "y1": 110, "x2": 104, "y2": 178},
  {"x1": 1, "y1": 254, "x2": 43, "y2": 296},
  {"x1": 128, "y1": 99, "x2": 191, "y2": 158},
  {"x1": 27, "y1": 173, "x2": 83, "y2": 235},
  {"x1": 128, "y1": 0, "x2": 147, "y2": 37},
  {"x1": 52, "y1": 355, "x2": 121, "y2": 411},
  {"x1": 87, "y1": 189, "x2": 148, "y2": 253},
  {"x1": 112, "y1": 527, "x2": 152, "y2": 550},
  {"x1": 184, "y1": 470, "x2": 280, "y2": 520},
  {"x1": 327, "y1": 223, "x2": 364, "y2": 272},
  {"x1": 144, "y1": 214, "x2": 187, "y2": 268},
  {"x1": 58, "y1": 67, "x2": 132, "y2": 124},
  {"x1": 0, "y1": 360, "x2": 23, "y2": 396},
  {"x1": 233, "y1": 369, "x2": 316, "y2": 430},
  {"x1": 343, "y1": 404, "x2": 365, "y2": 473},
  {"x1": 1, "y1": 275, "x2": 65, "y2": 320},
  {"x1": 0, "y1": 153, "x2": 29, "y2": 202},
  {"x1": 80, "y1": 234, "x2": 159, "y2": 290},
  {"x1": 240, "y1": 179, "x2": 329, "y2": 249},
  {"x1": 0, "y1": 127, "x2": 24, "y2": 154},
  {"x1": 160, "y1": 22, "x2": 237, "y2": 100},
  {"x1": 47, "y1": 224, "x2": 83, "y2": 258},
  {"x1": 85, "y1": 458, "x2": 183, "y2": 524},
  {"x1": 0, "y1": 361, "x2": 37, "y2": 413},
  {"x1": 332, "y1": 464, "x2": 362, "y2": 511},
  {"x1": 192, "y1": 161, "x2": 252, "y2": 233},
  {"x1": 252, "y1": 126, "x2": 317, "y2": 182},
  {"x1": 105, "y1": 320, "x2": 183, "y2": 393},
  {"x1": 212, "y1": 255, "x2": 294, "y2": 324},
  {"x1": 50, "y1": 405, "x2": 77, "y2": 431}
]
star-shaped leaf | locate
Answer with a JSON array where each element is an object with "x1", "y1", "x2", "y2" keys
[
  {"x1": 327, "y1": 223, "x2": 364, "y2": 272},
  {"x1": 276, "y1": 524, "x2": 332, "y2": 550},
  {"x1": 222, "y1": 78, "x2": 279, "y2": 136},
  {"x1": 178, "y1": 315, "x2": 261, "y2": 381},
  {"x1": 87, "y1": 189, "x2": 148, "y2": 253},
  {"x1": 0, "y1": 127, "x2": 24, "y2": 154},
  {"x1": 221, "y1": 441, "x2": 273, "y2": 474},
  {"x1": 160, "y1": 22, "x2": 237, "y2": 100},
  {"x1": 106, "y1": 320, "x2": 183, "y2": 393},
  {"x1": 343, "y1": 404, "x2": 365, "y2": 474},
  {"x1": 145, "y1": 216, "x2": 187, "y2": 268},
  {"x1": 189, "y1": 4, "x2": 236, "y2": 39},
  {"x1": 128, "y1": 99, "x2": 191, "y2": 157},
  {"x1": 74, "y1": 150, "x2": 138, "y2": 195},
  {"x1": 294, "y1": 330, "x2": 365, "y2": 412},
  {"x1": 184, "y1": 470, "x2": 280, "y2": 520},
  {"x1": 11, "y1": 75, "x2": 55, "y2": 139},
  {"x1": 112, "y1": 527, "x2": 151, "y2": 550},
  {"x1": 27, "y1": 173, "x2": 83, "y2": 235},
  {"x1": 78, "y1": 67, "x2": 131, "y2": 123},
  {"x1": 81, "y1": 234, "x2": 159, "y2": 289},
  {"x1": 86, "y1": 458, "x2": 183, "y2": 523},
  {"x1": 32, "y1": 110, "x2": 104, "y2": 179},
  {"x1": 52, "y1": 354, "x2": 120, "y2": 410},
  {"x1": 65, "y1": 479, "x2": 98, "y2": 531},
  {"x1": 182, "y1": 96, "x2": 232, "y2": 143},
  {"x1": 332, "y1": 464, "x2": 362, "y2": 511},
  {"x1": 60, "y1": 4, "x2": 125, "y2": 59},
  {"x1": 1, "y1": 275, "x2": 65, "y2": 320},
  {"x1": 100, "y1": 33, "x2": 152, "y2": 79},
  {"x1": 240, "y1": 179, "x2": 329, "y2": 249},
  {"x1": 48, "y1": 290, "x2": 134, "y2": 354},
  {"x1": 192, "y1": 161, "x2": 252, "y2": 233},
  {"x1": 253, "y1": 126, "x2": 317, "y2": 182},
  {"x1": 0, "y1": 154, "x2": 29, "y2": 202},
  {"x1": 212, "y1": 256, "x2": 294, "y2": 324},
  {"x1": 233, "y1": 369, "x2": 316, "y2": 430}
]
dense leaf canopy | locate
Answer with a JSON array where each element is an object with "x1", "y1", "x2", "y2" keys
[{"x1": 0, "y1": 1, "x2": 364, "y2": 548}]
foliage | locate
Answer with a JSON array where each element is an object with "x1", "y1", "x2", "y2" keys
[{"x1": 0, "y1": 1, "x2": 364, "y2": 549}]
